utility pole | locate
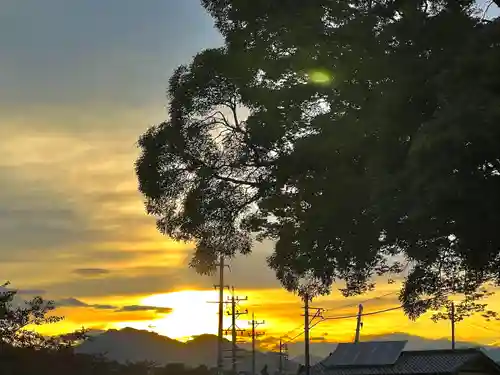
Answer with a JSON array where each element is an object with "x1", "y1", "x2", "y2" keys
[
  {"x1": 279, "y1": 339, "x2": 283, "y2": 374},
  {"x1": 249, "y1": 313, "x2": 265, "y2": 375},
  {"x1": 231, "y1": 293, "x2": 237, "y2": 372},
  {"x1": 278, "y1": 339, "x2": 288, "y2": 375},
  {"x1": 354, "y1": 304, "x2": 363, "y2": 343},
  {"x1": 304, "y1": 294, "x2": 310, "y2": 375},
  {"x1": 224, "y1": 287, "x2": 248, "y2": 374},
  {"x1": 211, "y1": 255, "x2": 230, "y2": 374},
  {"x1": 451, "y1": 301, "x2": 455, "y2": 350},
  {"x1": 301, "y1": 294, "x2": 323, "y2": 375}
]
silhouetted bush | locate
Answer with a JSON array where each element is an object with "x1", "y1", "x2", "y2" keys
[{"x1": 0, "y1": 344, "x2": 218, "y2": 375}]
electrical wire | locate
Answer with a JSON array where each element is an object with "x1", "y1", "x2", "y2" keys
[
  {"x1": 272, "y1": 261, "x2": 412, "y2": 347},
  {"x1": 322, "y1": 304, "x2": 404, "y2": 321},
  {"x1": 282, "y1": 290, "x2": 400, "y2": 343},
  {"x1": 321, "y1": 260, "x2": 410, "y2": 314},
  {"x1": 322, "y1": 291, "x2": 398, "y2": 313},
  {"x1": 277, "y1": 264, "x2": 412, "y2": 346},
  {"x1": 284, "y1": 297, "x2": 436, "y2": 345},
  {"x1": 281, "y1": 309, "x2": 323, "y2": 342}
]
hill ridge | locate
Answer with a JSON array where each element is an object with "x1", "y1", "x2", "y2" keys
[{"x1": 77, "y1": 328, "x2": 500, "y2": 367}]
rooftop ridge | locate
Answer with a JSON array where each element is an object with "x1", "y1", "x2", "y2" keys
[{"x1": 400, "y1": 347, "x2": 483, "y2": 354}]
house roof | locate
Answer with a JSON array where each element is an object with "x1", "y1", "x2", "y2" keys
[
  {"x1": 311, "y1": 348, "x2": 498, "y2": 375},
  {"x1": 323, "y1": 341, "x2": 407, "y2": 367}
]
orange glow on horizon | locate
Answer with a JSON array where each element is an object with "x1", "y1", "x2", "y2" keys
[{"x1": 24, "y1": 288, "x2": 500, "y2": 349}]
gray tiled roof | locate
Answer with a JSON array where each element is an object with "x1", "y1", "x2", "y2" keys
[
  {"x1": 323, "y1": 341, "x2": 407, "y2": 367},
  {"x1": 311, "y1": 348, "x2": 494, "y2": 375}
]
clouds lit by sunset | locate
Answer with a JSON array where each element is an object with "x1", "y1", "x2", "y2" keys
[{"x1": 1, "y1": 0, "x2": 500, "y2": 351}]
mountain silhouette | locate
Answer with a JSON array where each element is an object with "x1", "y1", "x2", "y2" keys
[
  {"x1": 76, "y1": 328, "x2": 300, "y2": 372},
  {"x1": 77, "y1": 328, "x2": 500, "y2": 368}
]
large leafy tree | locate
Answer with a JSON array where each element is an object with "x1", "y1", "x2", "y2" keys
[{"x1": 136, "y1": 0, "x2": 500, "y2": 318}]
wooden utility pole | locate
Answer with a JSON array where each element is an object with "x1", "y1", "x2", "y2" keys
[
  {"x1": 249, "y1": 313, "x2": 265, "y2": 375},
  {"x1": 217, "y1": 256, "x2": 226, "y2": 374},
  {"x1": 301, "y1": 294, "x2": 323, "y2": 375},
  {"x1": 278, "y1": 339, "x2": 288, "y2": 375},
  {"x1": 279, "y1": 338, "x2": 283, "y2": 374},
  {"x1": 304, "y1": 294, "x2": 310, "y2": 375},
  {"x1": 224, "y1": 288, "x2": 248, "y2": 374},
  {"x1": 354, "y1": 304, "x2": 363, "y2": 343},
  {"x1": 451, "y1": 301, "x2": 456, "y2": 350},
  {"x1": 231, "y1": 294, "x2": 237, "y2": 373}
]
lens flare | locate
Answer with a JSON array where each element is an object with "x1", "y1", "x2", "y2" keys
[{"x1": 308, "y1": 69, "x2": 332, "y2": 85}]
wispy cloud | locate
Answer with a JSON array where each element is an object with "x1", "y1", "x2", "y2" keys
[
  {"x1": 115, "y1": 305, "x2": 173, "y2": 314},
  {"x1": 55, "y1": 297, "x2": 171, "y2": 315},
  {"x1": 73, "y1": 268, "x2": 110, "y2": 277}
]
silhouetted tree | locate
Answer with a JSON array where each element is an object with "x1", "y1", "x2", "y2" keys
[
  {"x1": 136, "y1": 1, "x2": 500, "y2": 320},
  {"x1": 0, "y1": 281, "x2": 88, "y2": 349}
]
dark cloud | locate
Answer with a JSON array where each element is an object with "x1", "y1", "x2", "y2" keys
[
  {"x1": 73, "y1": 268, "x2": 110, "y2": 277},
  {"x1": 116, "y1": 305, "x2": 173, "y2": 314},
  {"x1": 54, "y1": 297, "x2": 171, "y2": 315},
  {"x1": 56, "y1": 298, "x2": 96, "y2": 308},
  {"x1": 68, "y1": 249, "x2": 168, "y2": 264},
  {"x1": 94, "y1": 304, "x2": 117, "y2": 310},
  {"x1": 56, "y1": 298, "x2": 115, "y2": 310}
]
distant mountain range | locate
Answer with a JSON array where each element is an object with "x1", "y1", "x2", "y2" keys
[
  {"x1": 77, "y1": 328, "x2": 300, "y2": 373},
  {"x1": 76, "y1": 328, "x2": 500, "y2": 370}
]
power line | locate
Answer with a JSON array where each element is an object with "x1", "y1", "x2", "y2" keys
[
  {"x1": 320, "y1": 261, "x2": 411, "y2": 314},
  {"x1": 463, "y1": 320, "x2": 499, "y2": 334},
  {"x1": 322, "y1": 304, "x2": 404, "y2": 321},
  {"x1": 281, "y1": 290, "x2": 400, "y2": 345},
  {"x1": 284, "y1": 292, "x2": 398, "y2": 342},
  {"x1": 286, "y1": 297, "x2": 438, "y2": 345},
  {"x1": 322, "y1": 291, "x2": 398, "y2": 313}
]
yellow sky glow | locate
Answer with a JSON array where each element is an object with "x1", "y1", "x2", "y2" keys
[{"x1": 30, "y1": 286, "x2": 500, "y2": 349}]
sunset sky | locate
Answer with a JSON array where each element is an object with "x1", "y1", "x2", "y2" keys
[{"x1": 1, "y1": 0, "x2": 500, "y2": 352}]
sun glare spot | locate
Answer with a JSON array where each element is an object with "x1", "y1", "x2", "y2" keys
[
  {"x1": 307, "y1": 69, "x2": 332, "y2": 85},
  {"x1": 138, "y1": 290, "x2": 227, "y2": 340}
]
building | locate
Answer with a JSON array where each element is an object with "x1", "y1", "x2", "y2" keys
[{"x1": 308, "y1": 341, "x2": 500, "y2": 375}]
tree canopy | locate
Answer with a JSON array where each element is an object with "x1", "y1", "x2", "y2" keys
[
  {"x1": 0, "y1": 282, "x2": 87, "y2": 349},
  {"x1": 136, "y1": 0, "x2": 500, "y2": 318}
]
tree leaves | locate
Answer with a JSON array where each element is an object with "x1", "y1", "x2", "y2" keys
[
  {"x1": 0, "y1": 282, "x2": 88, "y2": 349},
  {"x1": 136, "y1": 48, "x2": 271, "y2": 273},
  {"x1": 136, "y1": 1, "x2": 500, "y2": 319}
]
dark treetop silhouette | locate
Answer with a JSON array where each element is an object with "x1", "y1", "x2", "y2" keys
[{"x1": 136, "y1": 0, "x2": 500, "y2": 320}]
